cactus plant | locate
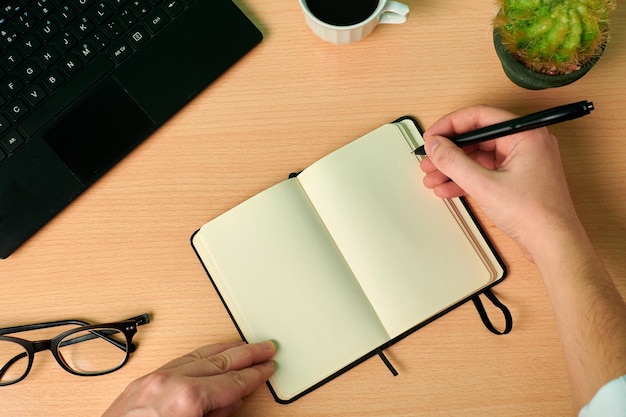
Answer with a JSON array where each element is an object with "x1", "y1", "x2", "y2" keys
[{"x1": 493, "y1": 0, "x2": 614, "y2": 88}]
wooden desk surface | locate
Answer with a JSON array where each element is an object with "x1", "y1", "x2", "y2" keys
[{"x1": 2, "y1": 1, "x2": 625, "y2": 416}]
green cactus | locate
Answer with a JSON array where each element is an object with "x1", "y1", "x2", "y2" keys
[{"x1": 494, "y1": 0, "x2": 614, "y2": 75}]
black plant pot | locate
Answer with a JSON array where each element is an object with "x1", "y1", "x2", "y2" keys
[{"x1": 493, "y1": 28, "x2": 605, "y2": 90}]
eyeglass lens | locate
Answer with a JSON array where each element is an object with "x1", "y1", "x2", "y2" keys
[
  {"x1": 0, "y1": 340, "x2": 29, "y2": 385},
  {"x1": 58, "y1": 328, "x2": 129, "y2": 375}
]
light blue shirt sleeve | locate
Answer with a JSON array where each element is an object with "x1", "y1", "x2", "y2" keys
[{"x1": 578, "y1": 375, "x2": 626, "y2": 417}]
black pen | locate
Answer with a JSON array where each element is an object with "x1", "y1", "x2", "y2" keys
[{"x1": 414, "y1": 100, "x2": 595, "y2": 155}]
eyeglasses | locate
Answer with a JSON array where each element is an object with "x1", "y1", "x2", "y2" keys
[{"x1": 0, "y1": 313, "x2": 150, "y2": 386}]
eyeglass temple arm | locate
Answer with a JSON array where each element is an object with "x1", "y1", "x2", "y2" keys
[
  {"x1": 0, "y1": 314, "x2": 151, "y2": 336},
  {"x1": 0, "y1": 319, "x2": 92, "y2": 336},
  {"x1": 58, "y1": 314, "x2": 151, "y2": 353},
  {"x1": 128, "y1": 313, "x2": 151, "y2": 327}
]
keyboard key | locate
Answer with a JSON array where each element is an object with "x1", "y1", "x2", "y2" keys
[
  {"x1": 1, "y1": 130, "x2": 25, "y2": 153},
  {"x1": 0, "y1": 26, "x2": 19, "y2": 47},
  {"x1": 31, "y1": 0, "x2": 53, "y2": 19},
  {"x1": 18, "y1": 34, "x2": 42, "y2": 56},
  {"x1": 53, "y1": 31, "x2": 77, "y2": 53},
  {"x1": 6, "y1": 99, "x2": 29, "y2": 122},
  {"x1": 109, "y1": 40, "x2": 131, "y2": 62},
  {"x1": 118, "y1": 9, "x2": 137, "y2": 28},
  {"x1": 130, "y1": 1, "x2": 149, "y2": 17},
  {"x1": 53, "y1": 4, "x2": 78, "y2": 27},
  {"x1": 127, "y1": 25, "x2": 148, "y2": 47},
  {"x1": 145, "y1": 9, "x2": 169, "y2": 33},
  {"x1": 20, "y1": 61, "x2": 43, "y2": 83},
  {"x1": 1, "y1": 50, "x2": 24, "y2": 71},
  {"x1": 2, "y1": 3, "x2": 23, "y2": 17},
  {"x1": 42, "y1": 69, "x2": 65, "y2": 91},
  {"x1": 37, "y1": 19, "x2": 59, "y2": 41},
  {"x1": 91, "y1": 2, "x2": 113, "y2": 24},
  {"x1": 0, "y1": 148, "x2": 6, "y2": 162},
  {"x1": 73, "y1": 16, "x2": 96, "y2": 38},
  {"x1": 24, "y1": 83, "x2": 47, "y2": 106},
  {"x1": 37, "y1": 45, "x2": 60, "y2": 68},
  {"x1": 1, "y1": 75, "x2": 24, "y2": 98},
  {"x1": 163, "y1": 1, "x2": 184, "y2": 17},
  {"x1": 104, "y1": 19, "x2": 123, "y2": 38},
  {"x1": 89, "y1": 30, "x2": 110, "y2": 50},
  {"x1": 59, "y1": 54, "x2": 83, "y2": 77},
  {"x1": 77, "y1": 42, "x2": 96, "y2": 62},
  {"x1": 15, "y1": 11, "x2": 37, "y2": 33}
]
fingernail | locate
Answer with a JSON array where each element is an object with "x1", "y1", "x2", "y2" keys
[{"x1": 263, "y1": 340, "x2": 277, "y2": 352}]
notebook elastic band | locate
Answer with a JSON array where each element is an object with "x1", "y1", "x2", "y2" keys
[{"x1": 472, "y1": 289, "x2": 513, "y2": 335}]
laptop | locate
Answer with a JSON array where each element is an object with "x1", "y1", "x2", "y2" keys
[{"x1": 0, "y1": 0, "x2": 263, "y2": 258}]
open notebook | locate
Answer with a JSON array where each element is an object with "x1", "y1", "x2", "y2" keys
[{"x1": 192, "y1": 117, "x2": 507, "y2": 403}]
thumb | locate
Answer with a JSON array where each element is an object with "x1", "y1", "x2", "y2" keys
[{"x1": 424, "y1": 135, "x2": 489, "y2": 193}]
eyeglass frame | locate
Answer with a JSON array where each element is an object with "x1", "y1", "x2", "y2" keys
[{"x1": 0, "y1": 313, "x2": 150, "y2": 386}]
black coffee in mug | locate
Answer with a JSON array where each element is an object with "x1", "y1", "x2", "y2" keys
[{"x1": 305, "y1": 0, "x2": 379, "y2": 26}]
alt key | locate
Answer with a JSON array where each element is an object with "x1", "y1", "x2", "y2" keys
[{"x1": 1, "y1": 130, "x2": 25, "y2": 154}]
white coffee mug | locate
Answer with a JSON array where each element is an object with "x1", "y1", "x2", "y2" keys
[{"x1": 299, "y1": 0, "x2": 410, "y2": 44}]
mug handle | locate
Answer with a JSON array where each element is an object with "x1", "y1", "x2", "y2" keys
[{"x1": 379, "y1": 1, "x2": 410, "y2": 25}]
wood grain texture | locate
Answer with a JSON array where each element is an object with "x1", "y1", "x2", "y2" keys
[{"x1": 1, "y1": 0, "x2": 624, "y2": 415}]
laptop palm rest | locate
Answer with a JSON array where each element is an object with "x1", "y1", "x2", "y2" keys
[{"x1": 43, "y1": 78, "x2": 155, "y2": 186}]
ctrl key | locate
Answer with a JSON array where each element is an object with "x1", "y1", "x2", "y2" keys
[{"x1": 1, "y1": 130, "x2": 25, "y2": 155}]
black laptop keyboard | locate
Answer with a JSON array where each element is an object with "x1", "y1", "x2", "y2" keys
[{"x1": 0, "y1": 0, "x2": 195, "y2": 164}]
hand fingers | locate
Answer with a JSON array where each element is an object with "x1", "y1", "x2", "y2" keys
[
  {"x1": 419, "y1": 155, "x2": 437, "y2": 174},
  {"x1": 432, "y1": 181, "x2": 467, "y2": 199},
  {"x1": 423, "y1": 135, "x2": 493, "y2": 196},
  {"x1": 424, "y1": 105, "x2": 518, "y2": 139},
  {"x1": 110, "y1": 344, "x2": 275, "y2": 417},
  {"x1": 159, "y1": 341, "x2": 245, "y2": 371},
  {"x1": 422, "y1": 167, "x2": 452, "y2": 189},
  {"x1": 176, "y1": 341, "x2": 276, "y2": 378}
]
